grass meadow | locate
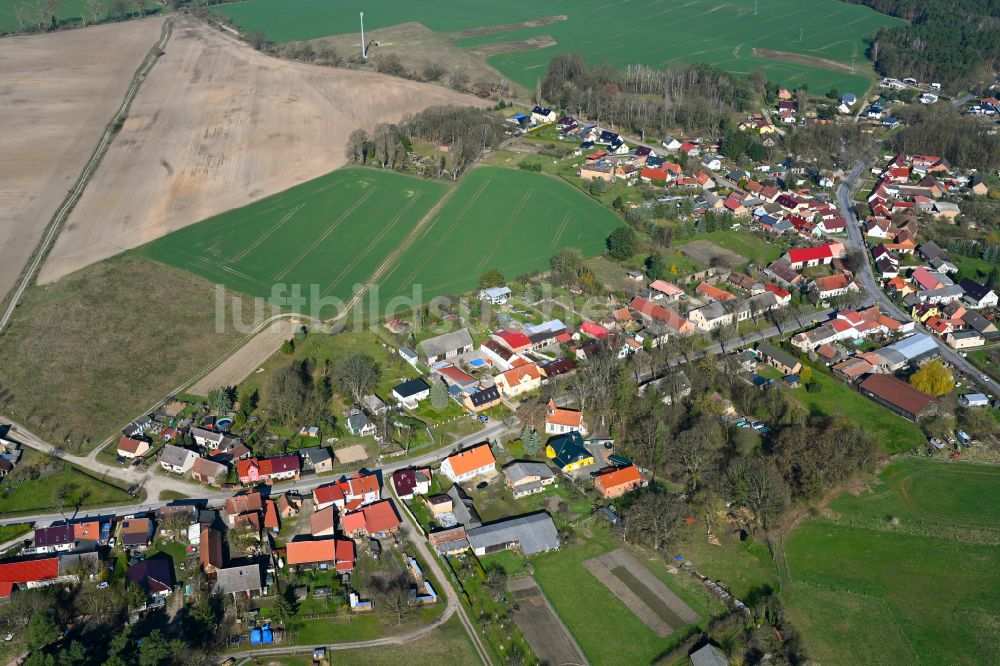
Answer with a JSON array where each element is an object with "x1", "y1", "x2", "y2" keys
[
  {"x1": 142, "y1": 167, "x2": 621, "y2": 314},
  {"x1": 0, "y1": 1, "x2": 160, "y2": 34},
  {"x1": 214, "y1": 0, "x2": 903, "y2": 93},
  {"x1": 783, "y1": 458, "x2": 1000, "y2": 665}
]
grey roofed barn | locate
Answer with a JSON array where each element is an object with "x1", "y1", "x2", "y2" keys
[
  {"x1": 467, "y1": 512, "x2": 559, "y2": 556},
  {"x1": 213, "y1": 563, "x2": 264, "y2": 596},
  {"x1": 418, "y1": 328, "x2": 474, "y2": 362}
]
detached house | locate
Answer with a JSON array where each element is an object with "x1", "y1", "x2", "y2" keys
[
  {"x1": 545, "y1": 432, "x2": 594, "y2": 473},
  {"x1": 502, "y1": 461, "x2": 555, "y2": 499},
  {"x1": 286, "y1": 538, "x2": 355, "y2": 573},
  {"x1": 341, "y1": 500, "x2": 402, "y2": 538},
  {"x1": 117, "y1": 436, "x2": 150, "y2": 460},
  {"x1": 236, "y1": 455, "x2": 300, "y2": 485},
  {"x1": 544, "y1": 399, "x2": 585, "y2": 435},
  {"x1": 593, "y1": 465, "x2": 647, "y2": 498},
  {"x1": 159, "y1": 445, "x2": 198, "y2": 475},
  {"x1": 495, "y1": 363, "x2": 542, "y2": 397},
  {"x1": 441, "y1": 443, "x2": 496, "y2": 483}
]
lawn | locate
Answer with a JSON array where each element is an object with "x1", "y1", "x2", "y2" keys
[
  {"x1": 0, "y1": 254, "x2": 260, "y2": 451},
  {"x1": 214, "y1": 0, "x2": 902, "y2": 93},
  {"x1": 779, "y1": 363, "x2": 925, "y2": 453},
  {"x1": 143, "y1": 167, "x2": 621, "y2": 314},
  {"x1": 271, "y1": 614, "x2": 480, "y2": 666},
  {"x1": 530, "y1": 523, "x2": 721, "y2": 665},
  {"x1": 0, "y1": 523, "x2": 31, "y2": 544},
  {"x1": 675, "y1": 527, "x2": 779, "y2": 602},
  {"x1": 782, "y1": 458, "x2": 1000, "y2": 665},
  {"x1": 680, "y1": 230, "x2": 785, "y2": 266},
  {"x1": 0, "y1": 450, "x2": 134, "y2": 514}
]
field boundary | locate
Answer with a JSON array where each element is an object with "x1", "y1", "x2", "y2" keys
[
  {"x1": 752, "y1": 48, "x2": 858, "y2": 74},
  {"x1": 0, "y1": 15, "x2": 174, "y2": 332}
]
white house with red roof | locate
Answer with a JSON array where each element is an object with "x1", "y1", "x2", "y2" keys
[
  {"x1": 647, "y1": 279, "x2": 685, "y2": 301},
  {"x1": 313, "y1": 472, "x2": 381, "y2": 512},
  {"x1": 236, "y1": 455, "x2": 300, "y2": 485},
  {"x1": 782, "y1": 242, "x2": 845, "y2": 270}
]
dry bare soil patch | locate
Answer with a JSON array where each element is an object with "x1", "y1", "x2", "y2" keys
[
  {"x1": 678, "y1": 240, "x2": 747, "y2": 268},
  {"x1": 0, "y1": 16, "x2": 165, "y2": 302},
  {"x1": 507, "y1": 576, "x2": 587, "y2": 666},
  {"x1": 39, "y1": 15, "x2": 486, "y2": 284}
]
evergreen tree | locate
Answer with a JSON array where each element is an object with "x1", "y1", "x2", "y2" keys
[
  {"x1": 430, "y1": 378, "x2": 449, "y2": 410},
  {"x1": 524, "y1": 428, "x2": 541, "y2": 456},
  {"x1": 646, "y1": 253, "x2": 667, "y2": 280}
]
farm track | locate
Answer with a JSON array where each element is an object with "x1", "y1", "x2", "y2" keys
[{"x1": 0, "y1": 16, "x2": 174, "y2": 333}]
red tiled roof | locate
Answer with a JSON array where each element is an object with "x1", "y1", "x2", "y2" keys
[
  {"x1": 495, "y1": 330, "x2": 532, "y2": 350},
  {"x1": 0, "y1": 558, "x2": 59, "y2": 595},
  {"x1": 787, "y1": 244, "x2": 835, "y2": 264},
  {"x1": 696, "y1": 282, "x2": 736, "y2": 301},
  {"x1": 629, "y1": 296, "x2": 691, "y2": 333},
  {"x1": 764, "y1": 283, "x2": 791, "y2": 299},
  {"x1": 580, "y1": 321, "x2": 610, "y2": 339},
  {"x1": 640, "y1": 167, "x2": 668, "y2": 181},
  {"x1": 859, "y1": 374, "x2": 938, "y2": 417}
]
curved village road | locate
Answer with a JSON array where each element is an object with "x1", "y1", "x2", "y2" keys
[
  {"x1": 839, "y1": 161, "x2": 994, "y2": 393},
  {"x1": 0, "y1": 421, "x2": 512, "y2": 528}
]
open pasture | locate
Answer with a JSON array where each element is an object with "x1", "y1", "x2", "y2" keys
[
  {"x1": 783, "y1": 458, "x2": 1000, "y2": 665},
  {"x1": 215, "y1": 0, "x2": 903, "y2": 92},
  {"x1": 142, "y1": 166, "x2": 621, "y2": 313}
]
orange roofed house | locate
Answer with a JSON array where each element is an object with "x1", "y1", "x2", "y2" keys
[
  {"x1": 285, "y1": 538, "x2": 355, "y2": 573},
  {"x1": 544, "y1": 399, "x2": 585, "y2": 435},
  {"x1": 236, "y1": 455, "x2": 300, "y2": 485},
  {"x1": 340, "y1": 500, "x2": 401, "y2": 538},
  {"x1": 495, "y1": 363, "x2": 543, "y2": 398},
  {"x1": 593, "y1": 465, "x2": 647, "y2": 498},
  {"x1": 440, "y1": 442, "x2": 496, "y2": 483},
  {"x1": 312, "y1": 472, "x2": 381, "y2": 512}
]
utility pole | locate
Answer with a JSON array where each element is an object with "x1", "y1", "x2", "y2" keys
[
  {"x1": 754, "y1": 2, "x2": 758, "y2": 16},
  {"x1": 799, "y1": 27, "x2": 804, "y2": 42},
  {"x1": 360, "y1": 12, "x2": 366, "y2": 60}
]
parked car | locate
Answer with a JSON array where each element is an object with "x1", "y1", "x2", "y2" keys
[{"x1": 477, "y1": 414, "x2": 489, "y2": 423}]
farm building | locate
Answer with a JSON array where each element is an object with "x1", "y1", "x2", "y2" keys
[
  {"x1": 467, "y1": 512, "x2": 559, "y2": 556},
  {"x1": 858, "y1": 374, "x2": 939, "y2": 421}
]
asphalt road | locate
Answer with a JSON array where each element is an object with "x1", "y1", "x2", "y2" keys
[{"x1": 838, "y1": 161, "x2": 994, "y2": 393}]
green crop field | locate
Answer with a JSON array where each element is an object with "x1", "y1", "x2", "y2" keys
[
  {"x1": 783, "y1": 458, "x2": 1000, "y2": 665},
  {"x1": 0, "y1": 1, "x2": 159, "y2": 34},
  {"x1": 214, "y1": 0, "x2": 903, "y2": 93},
  {"x1": 377, "y1": 167, "x2": 621, "y2": 301},
  {"x1": 141, "y1": 167, "x2": 621, "y2": 315}
]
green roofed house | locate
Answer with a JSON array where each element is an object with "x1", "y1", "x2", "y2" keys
[
  {"x1": 755, "y1": 342, "x2": 802, "y2": 375},
  {"x1": 544, "y1": 432, "x2": 595, "y2": 473}
]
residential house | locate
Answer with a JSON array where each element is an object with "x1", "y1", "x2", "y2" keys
[
  {"x1": 117, "y1": 436, "x2": 150, "y2": 460},
  {"x1": 479, "y1": 286, "x2": 511, "y2": 305},
  {"x1": 755, "y1": 343, "x2": 802, "y2": 375},
  {"x1": 390, "y1": 468, "x2": 431, "y2": 500},
  {"x1": 959, "y1": 279, "x2": 998, "y2": 309},
  {"x1": 345, "y1": 410, "x2": 377, "y2": 437},
  {"x1": 630, "y1": 296, "x2": 694, "y2": 335},
  {"x1": 299, "y1": 446, "x2": 334, "y2": 473},
  {"x1": 312, "y1": 472, "x2": 381, "y2": 512},
  {"x1": 480, "y1": 340, "x2": 518, "y2": 371},
  {"x1": 236, "y1": 455, "x2": 300, "y2": 485},
  {"x1": 127, "y1": 558, "x2": 174, "y2": 598},
  {"x1": 285, "y1": 538, "x2": 355, "y2": 573},
  {"x1": 782, "y1": 243, "x2": 845, "y2": 270},
  {"x1": 495, "y1": 363, "x2": 543, "y2": 397},
  {"x1": 199, "y1": 528, "x2": 223, "y2": 574},
  {"x1": 545, "y1": 432, "x2": 594, "y2": 473},
  {"x1": 340, "y1": 500, "x2": 402, "y2": 538},
  {"x1": 493, "y1": 330, "x2": 533, "y2": 354},
  {"x1": 593, "y1": 465, "x2": 647, "y2": 498},
  {"x1": 310, "y1": 507, "x2": 336, "y2": 537},
  {"x1": 190, "y1": 427, "x2": 226, "y2": 449},
  {"x1": 530, "y1": 106, "x2": 557, "y2": 124},
  {"x1": 648, "y1": 279, "x2": 685, "y2": 301},
  {"x1": 502, "y1": 462, "x2": 555, "y2": 499},
  {"x1": 225, "y1": 492, "x2": 263, "y2": 525},
  {"x1": 544, "y1": 399, "x2": 585, "y2": 435},
  {"x1": 159, "y1": 444, "x2": 197, "y2": 475},
  {"x1": 946, "y1": 330, "x2": 984, "y2": 349},
  {"x1": 190, "y1": 457, "x2": 228, "y2": 486},
  {"x1": 440, "y1": 443, "x2": 496, "y2": 483},
  {"x1": 33, "y1": 525, "x2": 74, "y2": 553},
  {"x1": 466, "y1": 512, "x2": 559, "y2": 556},
  {"x1": 463, "y1": 385, "x2": 502, "y2": 413},
  {"x1": 419, "y1": 328, "x2": 475, "y2": 364},
  {"x1": 690, "y1": 644, "x2": 729, "y2": 666},
  {"x1": 812, "y1": 274, "x2": 858, "y2": 300},
  {"x1": 859, "y1": 374, "x2": 939, "y2": 421},
  {"x1": 696, "y1": 282, "x2": 736, "y2": 302},
  {"x1": 392, "y1": 378, "x2": 431, "y2": 408},
  {"x1": 361, "y1": 394, "x2": 389, "y2": 416},
  {"x1": 214, "y1": 564, "x2": 264, "y2": 599},
  {"x1": 72, "y1": 520, "x2": 102, "y2": 544}
]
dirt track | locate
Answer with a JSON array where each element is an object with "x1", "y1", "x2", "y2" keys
[
  {"x1": 0, "y1": 17, "x2": 165, "y2": 301},
  {"x1": 39, "y1": 15, "x2": 487, "y2": 284}
]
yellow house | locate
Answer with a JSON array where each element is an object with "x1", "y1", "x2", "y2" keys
[
  {"x1": 910, "y1": 304, "x2": 939, "y2": 323},
  {"x1": 495, "y1": 363, "x2": 543, "y2": 398},
  {"x1": 545, "y1": 432, "x2": 595, "y2": 473}
]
